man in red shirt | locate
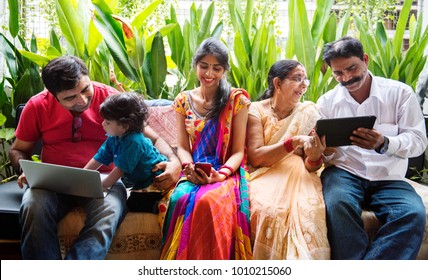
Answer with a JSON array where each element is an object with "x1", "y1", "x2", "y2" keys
[{"x1": 9, "y1": 55, "x2": 180, "y2": 259}]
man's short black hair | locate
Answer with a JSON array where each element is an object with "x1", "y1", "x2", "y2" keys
[
  {"x1": 41, "y1": 56, "x2": 89, "y2": 96},
  {"x1": 323, "y1": 36, "x2": 365, "y2": 66}
]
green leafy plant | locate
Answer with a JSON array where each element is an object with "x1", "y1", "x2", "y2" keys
[
  {"x1": 0, "y1": 110, "x2": 16, "y2": 183},
  {"x1": 165, "y1": 1, "x2": 223, "y2": 95},
  {"x1": 409, "y1": 167, "x2": 428, "y2": 184},
  {"x1": 227, "y1": 0, "x2": 281, "y2": 100},
  {"x1": 334, "y1": 0, "x2": 396, "y2": 27},
  {"x1": 285, "y1": 0, "x2": 347, "y2": 102},
  {"x1": 353, "y1": 0, "x2": 428, "y2": 90},
  {"x1": 91, "y1": 0, "x2": 174, "y2": 98},
  {"x1": 0, "y1": 34, "x2": 44, "y2": 126}
]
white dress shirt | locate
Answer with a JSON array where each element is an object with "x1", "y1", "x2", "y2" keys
[{"x1": 317, "y1": 73, "x2": 428, "y2": 180}]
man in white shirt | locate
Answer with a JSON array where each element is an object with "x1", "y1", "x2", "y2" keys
[{"x1": 317, "y1": 36, "x2": 427, "y2": 259}]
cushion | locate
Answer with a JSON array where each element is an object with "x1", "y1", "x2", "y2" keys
[
  {"x1": 57, "y1": 209, "x2": 162, "y2": 260},
  {"x1": 147, "y1": 106, "x2": 177, "y2": 148}
]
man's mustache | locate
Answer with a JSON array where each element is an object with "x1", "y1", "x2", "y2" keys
[{"x1": 340, "y1": 76, "x2": 362, "y2": 87}]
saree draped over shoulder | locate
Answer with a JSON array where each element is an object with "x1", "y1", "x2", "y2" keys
[
  {"x1": 161, "y1": 89, "x2": 252, "y2": 260},
  {"x1": 249, "y1": 101, "x2": 330, "y2": 260}
]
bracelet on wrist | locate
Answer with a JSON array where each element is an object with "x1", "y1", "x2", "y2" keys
[
  {"x1": 218, "y1": 170, "x2": 229, "y2": 178},
  {"x1": 306, "y1": 156, "x2": 323, "y2": 166},
  {"x1": 283, "y1": 137, "x2": 294, "y2": 153},
  {"x1": 220, "y1": 164, "x2": 234, "y2": 174}
]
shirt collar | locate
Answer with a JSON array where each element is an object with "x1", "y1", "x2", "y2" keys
[
  {"x1": 333, "y1": 71, "x2": 384, "y2": 105},
  {"x1": 107, "y1": 131, "x2": 133, "y2": 142}
]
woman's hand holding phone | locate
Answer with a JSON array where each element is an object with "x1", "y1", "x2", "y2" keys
[{"x1": 194, "y1": 162, "x2": 212, "y2": 176}]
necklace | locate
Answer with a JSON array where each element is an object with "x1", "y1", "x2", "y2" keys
[
  {"x1": 270, "y1": 98, "x2": 293, "y2": 120},
  {"x1": 199, "y1": 90, "x2": 214, "y2": 111}
]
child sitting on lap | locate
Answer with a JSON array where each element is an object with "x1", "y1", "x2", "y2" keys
[{"x1": 85, "y1": 92, "x2": 168, "y2": 212}]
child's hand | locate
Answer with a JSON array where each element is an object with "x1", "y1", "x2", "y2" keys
[{"x1": 17, "y1": 173, "x2": 28, "y2": 189}]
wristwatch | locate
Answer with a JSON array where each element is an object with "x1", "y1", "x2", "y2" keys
[{"x1": 375, "y1": 136, "x2": 389, "y2": 154}]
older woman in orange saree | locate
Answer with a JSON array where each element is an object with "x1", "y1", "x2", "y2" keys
[{"x1": 247, "y1": 60, "x2": 330, "y2": 259}]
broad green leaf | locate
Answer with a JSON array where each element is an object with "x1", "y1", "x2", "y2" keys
[
  {"x1": 266, "y1": 28, "x2": 278, "y2": 70},
  {"x1": 311, "y1": 0, "x2": 334, "y2": 46},
  {"x1": 227, "y1": 0, "x2": 240, "y2": 31},
  {"x1": 323, "y1": 13, "x2": 337, "y2": 43},
  {"x1": 251, "y1": 24, "x2": 267, "y2": 71},
  {"x1": 150, "y1": 32, "x2": 167, "y2": 98},
  {"x1": 142, "y1": 54, "x2": 153, "y2": 97},
  {"x1": 211, "y1": 22, "x2": 223, "y2": 38},
  {"x1": 244, "y1": 0, "x2": 254, "y2": 32},
  {"x1": 292, "y1": 0, "x2": 315, "y2": 75},
  {"x1": 0, "y1": 127, "x2": 15, "y2": 141},
  {"x1": 393, "y1": 0, "x2": 412, "y2": 58},
  {"x1": 231, "y1": 33, "x2": 250, "y2": 77},
  {"x1": 234, "y1": 9, "x2": 251, "y2": 55},
  {"x1": 197, "y1": 2, "x2": 215, "y2": 44},
  {"x1": 19, "y1": 51, "x2": 50, "y2": 68},
  {"x1": 146, "y1": 23, "x2": 176, "y2": 52},
  {"x1": 56, "y1": 0, "x2": 85, "y2": 57},
  {"x1": 131, "y1": 0, "x2": 163, "y2": 28},
  {"x1": 46, "y1": 46, "x2": 62, "y2": 59},
  {"x1": 92, "y1": 0, "x2": 123, "y2": 42},
  {"x1": 166, "y1": 8, "x2": 184, "y2": 70},
  {"x1": 87, "y1": 18, "x2": 103, "y2": 57},
  {"x1": 409, "y1": 15, "x2": 417, "y2": 46},
  {"x1": 336, "y1": 11, "x2": 350, "y2": 38},
  {"x1": 410, "y1": 14, "x2": 422, "y2": 45},
  {"x1": 30, "y1": 33, "x2": 38, "y2": 53},
  {"x1": 49, "y1": 29, "x2": 62, "y2": 54},
  {"x1": 0, "y1": 34, "x2": 19, "y2": 80},
  {"x1": 7, "y1": 0, "x2": 19, "y2": 38},
  {"x1": 92, "y1": 1, "x2": 138, "y2": 81},
  {"x1": 285, "y1": 0, "x2": 295, "y2": 58},
  {"x1": 13, "y1": 69, "x2": 38, "y2": 106},
  {"x1": 0, "y1": 79, "x2": 7, "y2": 108},
  {"x1": 0, "y1": 113, "x2": 5, "y2": 127},
  {"x1": 375, "y1": 22, "x2": 387, "y2": 48}
]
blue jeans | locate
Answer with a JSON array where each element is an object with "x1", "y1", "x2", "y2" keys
[
  {"x1": 321, "y1": 166, "x2": 426, "y2": 260},
  {"x1": 19, "y1": 181, "x2": 127, "y2": 259}
]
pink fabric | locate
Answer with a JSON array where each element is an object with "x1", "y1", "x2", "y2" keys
[
  {"x1": 148, "y1": 106, "x2": 177, "y2": 148},
  {"x1": 15, "y1": 82, "x2": 117, "y2": 172}
]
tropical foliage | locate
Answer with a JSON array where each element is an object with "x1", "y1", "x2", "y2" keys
[
  {"x1": 166, "y1": 1, "x2": 223, "y2": 96},
  {"x1": 0, "y1": 0, "x2": 427, "y2": 179}
]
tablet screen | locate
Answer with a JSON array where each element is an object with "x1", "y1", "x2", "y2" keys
[{"x1": 315, "y1": 116, "x2": 377, "y2": 147}]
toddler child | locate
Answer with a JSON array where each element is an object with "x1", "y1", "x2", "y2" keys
[{"x1": 85, "y1": 92, "x2": 168, "y2": 212}]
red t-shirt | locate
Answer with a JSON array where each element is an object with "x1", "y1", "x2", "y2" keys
[{"x1": 15, "y1": 82, "x2": 117, "y2": 172}]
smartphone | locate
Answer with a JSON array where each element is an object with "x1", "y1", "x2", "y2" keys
[{"x1": 194, "y1": 162, "x2": 212, "y2": 176}]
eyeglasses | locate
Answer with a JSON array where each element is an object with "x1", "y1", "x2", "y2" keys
[
  {"x1": 287, "y1": 76, "x2": 310, "y2": 86},
  {"x1": 72, "y1": 116, "x2": 82, "y2": 142}
]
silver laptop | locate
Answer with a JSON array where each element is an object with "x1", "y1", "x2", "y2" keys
[{"x1": 19, "y1": 159, "x2": 106, "y2": 198}]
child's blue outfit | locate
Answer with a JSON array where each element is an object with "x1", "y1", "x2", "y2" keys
[{"x1": 94, "y1": 131, "x2": 167, "y2": 190}]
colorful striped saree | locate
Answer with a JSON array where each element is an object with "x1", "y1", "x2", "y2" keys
[{"x1": 161, "y1": 89, "x2": 252, "y2": 260}]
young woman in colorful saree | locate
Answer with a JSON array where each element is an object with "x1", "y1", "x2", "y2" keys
[
  {"x1": 247, "y1": 60, "x2": 330, "y2": 259},
  {"x1": 160, "y1": 38, "x2": 252, "y2": 260}
]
